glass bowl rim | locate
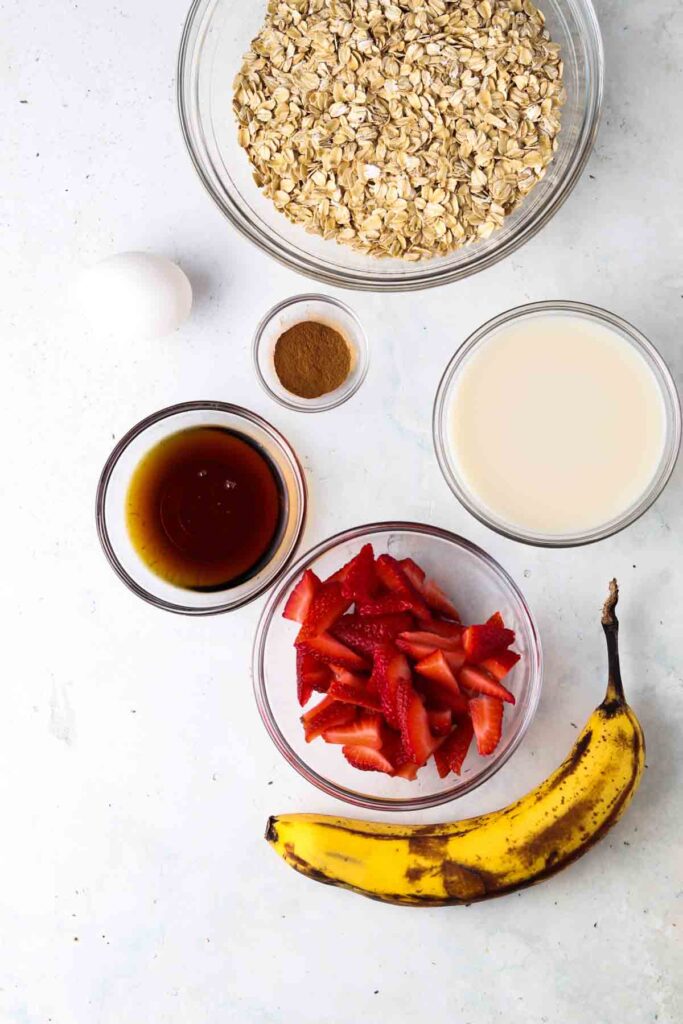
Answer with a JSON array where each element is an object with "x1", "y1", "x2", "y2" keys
[
  {"x1": 95, "y1": 400, "x2": 308, "y2": 615},
  {"x1": 176, "y1": 0, "x2": 605, "y2": 293},
  {"x1": 252, "y1": 293, "x2": 370, "y2": 413},
  {"x1": 432, "y1": 299, "x2": 682, "y2": 549},
  {"x1": 251, "y1": 519, "x2": 543, "y2": 811}
]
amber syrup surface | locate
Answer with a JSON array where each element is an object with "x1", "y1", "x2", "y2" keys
[{"x1": 126, "y1": 427, "x2": 284, "y2": 591}]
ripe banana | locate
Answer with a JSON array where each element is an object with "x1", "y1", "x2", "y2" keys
[{"x1": 266, "y1": 581, "x2": 645, "y2": 906}]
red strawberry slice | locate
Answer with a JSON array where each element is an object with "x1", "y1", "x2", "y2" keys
[
  {"x1": 340, "y1": 543, "x2": 377, "y2": 601},
  {"x1": 423, "y1": 618, "x2": 464, "y2": 640},
  {"x1": 301, "y1": 697, "x2": 356, "y2": 743},
  {"x1": 328, "y1": 671, "x2": 383, "y2": 712},
  {"x1": 427, "y1": 706, "x2": 453, "y2": 737},
  {"x1": 296, "y1": 649, "x2": 331, "y2": 706},
  {"x1": 398, "y1": 558, "x2": 461, "y2": 621},
  {"x1": 459, "y1": 665, "x2": 515, "y2": 704},
  {"x1": 398, "y1": 630, "x2": 463, "y2": 653},
  {"x1": 357, "y1": 595, "x2": 419, "y2": 618},
  {"x1": 469, "y1": 695, "x2": 504, "y2": 755},
  {"x1": 372, "y1": 643, "x2": 412, "y2": 730},
  {"x1": 462, "y1": 617, "x2": 515, "y2": 663},
  {"x1": 399, "y1": 557, "x2": 426, "y2": 583},
  {"x1": 415, "y1": 649, "x2": 464, "y2": 690},
  {"x1": 434, "y1": 718, "x2": 474, "y2": 778},
  {"x1": 331, "y1": 612, "x2": 414, "y2": 656},
  {"x1": 422, "y1": 578, "x2": 461, "y2": 621},
  {"x1": 329, "y1": 663, "x2": 371, "y2": 683},
  {"x1": 395, "y1": 637, "x2": 439, "y2": 662},
  {"x1": 323, "y1": 712, "x2": 383, "y2": 749},
  {"x1": 342, "y1": 744, "x2": 394, "y2": 775},
  {"x1": 297, "y1": 582, "x2": 353, "y2": 641},
  {"x1": 479, "y1": 649, "x2": 521, "y2": 680},
  {"x1": 397, "y1": 686, "x2": 437, "y2": 766},
  {"x1": 283, "y1": 569, "x2": 321, "y2": 623},
  {"x1": 375, "y1": 555, "x2": 431, "y2": 621},
  {"x1": 297, "y1": 633, "x2": 369, "y2": 672},
  {"x1": 379, "y1": 727, "x2": 413, "y2": 769},
  {"x1": 415, "y1": 675, "x2": 469, "y2": 716},
  {"x1": 394, "y1": 762, "x2": 419, "y2": 781}
]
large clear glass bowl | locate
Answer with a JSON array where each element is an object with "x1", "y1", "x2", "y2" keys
[
  {"x1": 252, "y1": 522, "x2": 543, "y2": 811},
  {"x1": 178, "y1": 0, "x2": 604, "y2": 292}
]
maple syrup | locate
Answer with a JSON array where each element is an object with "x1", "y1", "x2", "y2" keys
[{"x1": 126, "y1": 427, "x2": 284, "y2": 591}]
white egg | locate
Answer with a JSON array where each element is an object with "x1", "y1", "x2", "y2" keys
[{"x1": 77, "y1": 252, "x2": 193, "y2": 339}]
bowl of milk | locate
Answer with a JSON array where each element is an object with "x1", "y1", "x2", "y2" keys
[{"x1": 433, "y1": 302, "x2": 681, "y2": 547}]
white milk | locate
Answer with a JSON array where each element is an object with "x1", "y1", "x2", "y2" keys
[{"x1": 448, "y1": 314, "x2": 667, "y2": 536}]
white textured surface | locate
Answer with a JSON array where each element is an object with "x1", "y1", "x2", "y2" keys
[{"x1": 2, "y1": 1, "x2": 682, "y2": 1022}]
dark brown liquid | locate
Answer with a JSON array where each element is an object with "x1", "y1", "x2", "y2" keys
[{"x1": 126, "y1": 427, "x2": 284, "y2": 591}]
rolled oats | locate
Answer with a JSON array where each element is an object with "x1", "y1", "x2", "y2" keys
[{"x1": 233, "y1": 0, "x2": 565, "y2": 261}]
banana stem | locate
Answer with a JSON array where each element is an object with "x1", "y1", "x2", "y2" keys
[{"x1": 602, "y1": 579, "x2": 625, "y2": 705}]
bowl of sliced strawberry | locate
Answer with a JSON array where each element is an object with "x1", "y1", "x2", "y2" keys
[{"x1": 252, "y1": 522, "x2": 542, "y2": 810}]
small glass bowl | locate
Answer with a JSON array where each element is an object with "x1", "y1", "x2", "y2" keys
[
  {"x1": 253, "y1": 294, "x2": 369, "y2": 413},
  {"x1": 252, "y1": 522, "x2": 542, "y2": 811},
  {"x1": 433, "y1": 301, "x2": 682, "y2": 548},
  {"x1": 96, "y1": 401, "x2": 307, "y2": 615}
]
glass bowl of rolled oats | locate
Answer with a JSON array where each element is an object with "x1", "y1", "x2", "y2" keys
[{"x1": 178, "y1": 0, "x2": 603, "y2": 291}]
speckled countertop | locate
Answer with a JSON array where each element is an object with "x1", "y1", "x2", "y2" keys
[{"x1": 1, "y1": 1, "x2": 682, "y2": 1022}]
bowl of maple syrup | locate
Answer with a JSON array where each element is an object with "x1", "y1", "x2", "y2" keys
[{"x1": 96, "y1": 402, "x2": 307, "y2": 614}]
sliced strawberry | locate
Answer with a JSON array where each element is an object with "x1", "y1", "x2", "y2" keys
[
  {"x1": 301, "y1": 697, "x2": 356, "y2": 743},
  {"x1": 459, "y1": 665, "x2": 515, "y2": 704},
  {"x1": 415, "y1": 649, "x2": 463, "y2": 690},
  {"x1": 397, "y1": 686, "x2": 436, "y2": 766},
  {"x1": 342, "y1": 744, "x2": 394, "y2": 775},
  {"x1": 297, "y1": 633, "x2": 369, "y2": 672},
  {"x1": 296, "y1": 582, "x2": 353, "y2": 641},
  {"x1": 323, "y1": 712, "x2": 383, "y2": 749},
  {"x1": 329, "y1": 663, "x2": 370, "y2": 683},
  {"x1": 462, "y1": 618, "x2": 515, "y2": 663},
  {"x1": 375, "y1": 555, "x2": 430, "y2": 621},
  {"x1": 444, "y1": 648, "x2": 466, "y2": 672},
  {"x1": 427, "y1": 706, "x2": 452, "y2": 737},
  {"x1": 422, "y1": 618, "x2": 464, "y2": 640},
  {"x1": 328, "y1": 672, "x2": 383, "y2": 712},
  {"x1": 372, "y1": 643, "x2": 412, "y2": 729},
  {"x1": 324, "y1": 565, "x2": 347, "y2": 585},
  {"x1": 379, "y1": 727, "x2": 411, "y2": 767},
  {"x1": 479, "y1": 649, "x2": 521, "y2": 681},
  {"x1": 487, "y1": 612, "x2": 504, "y2": 629},
  {"x1": 434, "y1": 718, "x2": 474, "y2": 777},
  {"x1": 469, "y1": 695, "x2": 504, "y2": 756},
  {"x1": 396, "y1": 637, "x2": 440, "y2": 662},
  {"x1": 331, "y1": 612, "x2": 414, "y2": 656},
  {"x1": 296, "y1": 649, "x2": 331, "y2": 706},
  {"x1": 422, "y1": 578, "x2": 461, "y2": 621},
  {"x1": 415, "y1": 675, "x2": 469, "y2": 716},
  {"x1": 357, "y1": 595, "x2": 418, "y2": 617},
  {"x1": 398, "y1": 630, "x2": 462, "y2": 653},
  {"x1": 340, "y1": 543, "x2": 377, "y2": 602},
  {"x1": 394, "y1": 762, "x2": 419, "y2": 781},
  {"x1": 283, "y1": 569, "x2": 321, "y2": 623},
  {"x1": 399, "y1": 557, "x2": 426, "y2": 588},
  {"x1": 398, "y1": 558, "x2": 461, "y2": 621}
]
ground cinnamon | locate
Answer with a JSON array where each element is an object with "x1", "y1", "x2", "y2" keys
[{"x1": 274, "y1": 321, "x2": 351, "y2": 399}]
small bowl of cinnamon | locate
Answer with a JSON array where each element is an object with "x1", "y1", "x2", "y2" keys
[{"x1": 253, "y1": 294, "x2": 369, "y2": 413}]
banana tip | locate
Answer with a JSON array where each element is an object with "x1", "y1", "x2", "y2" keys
[{"x1": 265, "y1": 816, "x2": 279, "y2": 844}]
